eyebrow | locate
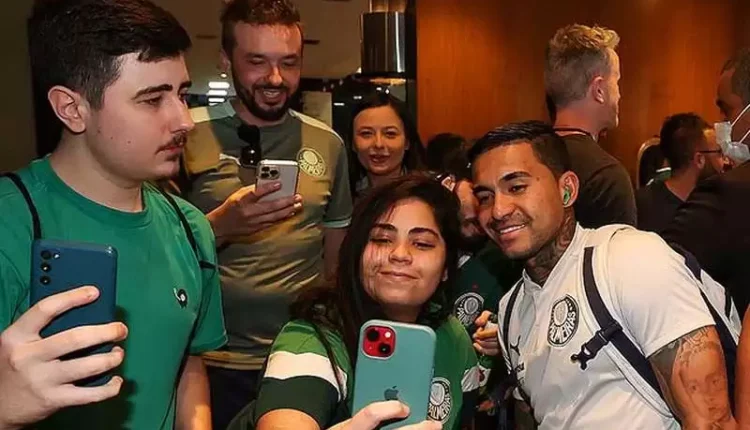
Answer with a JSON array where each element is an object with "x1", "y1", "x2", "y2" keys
[
  {"x1": 501, "y1": 171, "x2": 532, "y2": 181},
  {"x1": 133, "y1": 80, "x2": 192, "y2": 99},
  {"x1": 371, "y1": 224, "x2": 440, "y2": 238}
]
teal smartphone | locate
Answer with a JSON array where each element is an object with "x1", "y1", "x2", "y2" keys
[
  {"x1": 30, "y1": 239, "x2": 118, "y2": 387},
  {"x1": 352, "y1": 319, "x2": 437, "y2": 429}
]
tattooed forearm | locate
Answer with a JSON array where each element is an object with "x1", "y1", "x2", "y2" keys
[
  {"x1": 649, "y1": 326, "x2": 736, "y2": 429},
  {"x1": 526, "y1": 209, "x2": 575, "y2": 285}
]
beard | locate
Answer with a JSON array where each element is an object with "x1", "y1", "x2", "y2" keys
[{"x1": 233, "y1": 74, "x2": 295, "y2": 123}]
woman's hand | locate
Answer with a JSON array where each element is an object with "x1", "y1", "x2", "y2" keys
[{"x1": 330, "y1": 401, "x2": 442, "y2": 430}]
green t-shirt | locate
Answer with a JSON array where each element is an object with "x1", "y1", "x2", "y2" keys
[
  {"x1": 183, "y1": 102, "x2": 353, "y2": 369},
  {"x1": 450, "y1": 244, "x2": 522, "y2": 387},
  {"x1": 255, "y1": 317, "x2": 479, "y2": 430},
  {"x1": 0, "y1": 158, "x2": 227, "y2": 429}
]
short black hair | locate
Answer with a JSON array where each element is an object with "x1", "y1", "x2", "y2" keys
[
  {"x1": 28, "y1": 0, "x2": 192, "y2": 110},
  {"x1": 221, "y1": 0, "x2": 302, "y2": 55},
  {"x1": 425, "y1": 133, "x2": 470, "y2": 179},
  {"x1": 659, "y1": 113, "x2": 710, "y2": 172},
  {"x1": 469, "y1": 120, "x2": 571, "y2": 178}
]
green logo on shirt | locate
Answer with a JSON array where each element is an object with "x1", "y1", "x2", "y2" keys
[
  {"x1": 428, "y1": 377, "x2": 452, "y2": 423},
  {"x1": 297, "y1": 148, "x2": 327, "y2": 177}
]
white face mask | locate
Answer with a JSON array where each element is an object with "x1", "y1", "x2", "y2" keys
[{"x1": 715, "y1": 103, "x2": 750, "y2": 164}]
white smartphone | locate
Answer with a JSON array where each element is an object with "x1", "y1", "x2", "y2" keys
[{"x1": 256, "y1": 159, "x2": 299, "y2": 201}]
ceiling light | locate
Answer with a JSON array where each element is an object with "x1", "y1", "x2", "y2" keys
[
  {"x1": 208, "y1": 81, "x2": 230, "y2": 89},
  {"x1": 208, "y1": 97, "x2": 226, "y2": 103},
  {"x1": 207, "y1": 89, "x2": 228, "y2": 96}
]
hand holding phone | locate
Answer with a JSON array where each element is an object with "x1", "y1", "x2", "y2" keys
[
  {"x1": 255, "y1": 160, "x2": 300, "y2": 202},
  {"x1": 351, "y1": 320, "x2": 437, "y2": 430},
  {"x1": 0, "y1": 286, "x2": 127, "y2": 429},
  {"x1": 207, "y1": 181, "x2": 302, "y2": 241},
  {"x1": 329, "y1": 401, "x2": 441, "y2": 430},
  {"x1": 30, "y1": 240, "x2": 119, "y2": 386}
]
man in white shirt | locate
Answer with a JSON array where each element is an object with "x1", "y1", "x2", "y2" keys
[{"x1": 469, "y1": 120, "x2": 736, "y2": 429}]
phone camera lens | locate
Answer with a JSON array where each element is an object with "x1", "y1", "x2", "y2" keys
[
  {"x1": 261, "y1": 166, "x2": 270, "y2": 172},
  {"x1": 366, "y1": 329, "x2": 380, "y2": 342},
  {"x1": 270, "y1": 169, "x2": 279, "y2": 176},
  {"x1": 40, "y1": 276, "x2": 51, "y2": 285},
  {"x1": 260, "y1": 173, "x2": 270, "y2": 179},
  {"x1": 378, "y1": 343, "x2": 392, "y2": 355},
  {"x1": 41, "y1": 263, "x2": 51, "y2": 272},
  {"x1": 41, "y1": 250, "x2": 52, "y2": 260}
]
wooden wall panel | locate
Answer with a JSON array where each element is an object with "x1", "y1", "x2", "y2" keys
[{"x1": 416, "y1": 0, "x2": 740, "y2": 179}]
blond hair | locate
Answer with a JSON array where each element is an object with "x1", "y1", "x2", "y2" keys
[{"x1": 545, "y1": 24, "x2": 620, "y2": 108}]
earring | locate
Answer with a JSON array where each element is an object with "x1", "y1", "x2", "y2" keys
[{"x1": 563, "y1": 188, "x2": 571, "y2": 205}]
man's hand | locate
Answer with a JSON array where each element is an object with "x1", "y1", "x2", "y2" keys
[
  {"x1": 0, "y1": 286, "x2": 128, "y2": 430},
  {"x1": 207, "y1": 181, "x2": 302, "y2": 243},
  {"x1": 330, "y1": 401, "x2": 441, "y2": 430},
  {"x1": 473, "y1": 311, "x2": 499, "y2": 356}
]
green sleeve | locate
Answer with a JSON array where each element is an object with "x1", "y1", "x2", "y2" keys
[
  {"x1": 180, "y1": 200, "x2": 227, "y2": 354},
  {"x1": 322, "y1": 140, "x2": 353, "y2": 228},
  {"x1": 0, "y1": 250, "x2": 27, "y2": 329},
  {"x1": 254, "y1": 321, "x2": 350, "y2": 427}
]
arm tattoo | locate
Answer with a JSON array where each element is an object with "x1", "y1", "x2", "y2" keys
[
  {"x1": 526, "y1": 210, "x2": 575, "y2": 285},
  {"x1": 649, "y1": 326, "x2": 735, "y2": 429}
]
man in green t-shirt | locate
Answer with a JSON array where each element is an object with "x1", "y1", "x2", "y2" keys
[
  {"x1": 0, "y1": 1, "x2": 226, "y2": 429},
  {"x1": 176, "y1": 1, "x2": 353, "y2": 428}
]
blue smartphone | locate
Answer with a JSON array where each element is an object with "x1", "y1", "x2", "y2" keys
[
  {"x1": 30, "y1": 239, "x2": 118, "y2": 387},
  {"x1": 352, "y1": 320, "x2": 437, "y2": 429}
]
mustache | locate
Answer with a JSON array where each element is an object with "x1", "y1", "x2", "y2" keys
[
  {"x1": 487, "y1": 213, "x2": 531, "y2": 232},
  {"x1": 253, "y1": 84, "x2": 289, "y2": 92},
  {"x1": 160, "y1": 132, "x2": 188, "y2": 150}
]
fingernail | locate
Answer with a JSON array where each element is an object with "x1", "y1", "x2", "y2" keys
[
  {"x1": 294, "y1": 203, "x2": 303, "y2": 210},
  {"x1": 273, "y1": 183, "x2": 282, "y2": 189},
  {"x1": 86, "y1": 286, "x2": 99, "y2": 298}
]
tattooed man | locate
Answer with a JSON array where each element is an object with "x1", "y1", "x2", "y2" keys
[{"x1": 469, "y1": 121, "x2": 737, "y2": 430}]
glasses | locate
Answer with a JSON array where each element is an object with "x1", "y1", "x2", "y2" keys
[{"x1": 237, "y1": 124, "x2": 262, "y2": 167}]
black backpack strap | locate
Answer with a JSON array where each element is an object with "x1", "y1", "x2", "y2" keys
[
  {"x1": 495, "y1": 281, "x2": 532, "y2": 405},
  {"x1": 571, "y1": 247, "x2": 664, "y2": 397},
  {"x1": 501, "y1": 281, "x2": 523, "y2": 363},
  {"x1": 1, "y1": 173, "x2": 42, "y2": 240},
  {"x1": 153, "y1": 185, "x2": 215, "y2": 270}
]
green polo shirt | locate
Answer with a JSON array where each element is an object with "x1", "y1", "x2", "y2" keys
[
  {"x1": 0, "y1": 158, "x2": 227, "y2": 429},
  {"x1": 182, "y1": 102, "x2": 353, "y2": 369}
]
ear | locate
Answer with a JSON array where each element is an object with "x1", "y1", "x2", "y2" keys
[
  {"x1": 559, "y1": 171, "x2": 580, "y2": 208},
  {"x1": 694, "y1": 152, "x2": 706, "y2": 169},
  {"x1": 590, "y1": 76, "x2": 606, "y2": 104},
  {"x1": 47, "y1": 85, "x2": 89, "y2": 134},
  {"x1": 219, "y1": 49, "x2": 231, "y2": 75}
]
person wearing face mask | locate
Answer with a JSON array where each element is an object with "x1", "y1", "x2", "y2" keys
[
  {"x1": 175, "y1": 1, "x2": 353, "y2": 428},
  {"x1": 636, "y1": 113, "x2": 731, "y2": 234},
  {"x1": 349, "y1": 92, "x2": 427, "y2": 201},
  {"x1": 250, "y1": 175, "x2": 480, "y2": 430},
  {"x1": 545, "y1": 24, "x2": 637, "y2": 228},
  {"x1": 663, "y1": 49, "x2": 750, "y2": 317}
]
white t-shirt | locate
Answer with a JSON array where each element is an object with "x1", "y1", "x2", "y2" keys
[{"x1": 498, "y1": 225, "x2": 714, "y2": 429}]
